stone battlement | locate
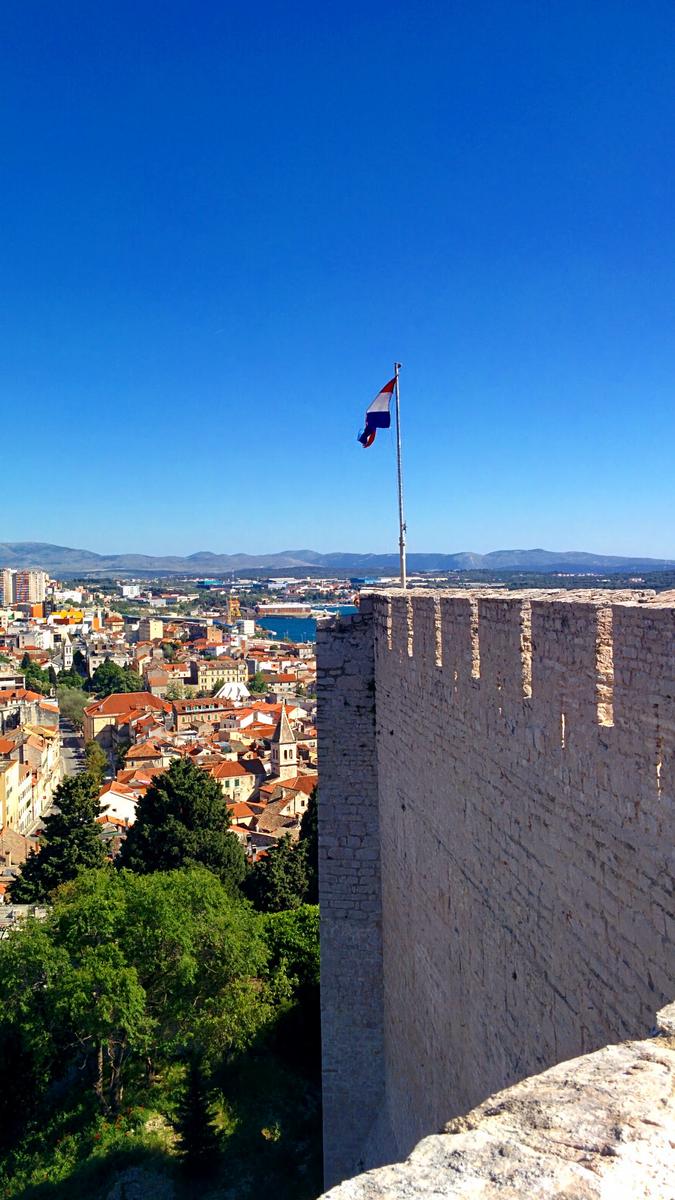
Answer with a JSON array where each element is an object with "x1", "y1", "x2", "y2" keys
[
  {"x1": 317, "y1": 590, "x2": 674, "y2": 1188},
  {"x1": 372, "y1": 587, "x2": 673, "y2": 779}
]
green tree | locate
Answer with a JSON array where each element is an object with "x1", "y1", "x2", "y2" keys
[
  {"x1": 114, "y1": 744, "x2": 130, "y2": 772},
  {"x1": 260, "y1": 904, "x2": 322, "y2": 1086},
  {"x1": 262, "y1": 905, "x2": 320, "y2": 992},
  {"x1": 57, "y1": 683, "x2": 88, "y2": 727},
  {"x1": 49, "y1": 868, "x2": 269, "y2": 1067},
  {"x1": 55, "y1": 667, "x2": 85, "y2": 689},
  {"x1": 52, "y1": 939, "x2": 149, "y2": 1112},
  {"x1": 299, "y1": 787, "x2": 318, "y2": 904},
  {"x1": 245, "y1": 790, "x2": 318, "y2": 912},
  {"x1": 248, "y1": 671, "x2": 267, "y2": 693},
  {"x1": 10, "y1": 775, "x2": 105, "y2": 903},
  {"x1": 0, "y1": 922, "x2": 72, "y2": 1125},
  {"x1": 0, "y1": 868, "x2": 270, "y2": 1117},
  {"x1": 89, "y1": 660, "x2": 144, "y2": 697},
  {"x1": 88, "y1": 660, "x2": 125, "y2": 696},
  {"x1": 85, "y1": 740, "x2": 108, "y2": 787},
  {"x1": 165, "y1": 678, "x2": 185, "y2": 700},
  {"x1": 175, "y1": 1057, "x2": 221, "y2": 1173},
  {"x1": 118, "y1": 758, "x2": 246, "y2": 890},
  {"x1": 20, "y1": 653, "x2": 51, "y2": 695},
  {"x1": 0, "y1": 1014, "x2": 45, "y2": 1149},
  {"x1": 244, "y1": 835, "x2": 309, "y2": 913},
  {"x1": 123, "y1": 666, "x2": 144, "y2": 691},
  {"x1": 73, "y1": 647, "x2": 89, "y2": 679}
]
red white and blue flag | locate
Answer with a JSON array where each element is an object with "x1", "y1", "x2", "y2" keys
[{"x1": 357, "y1": 377, "x2": 395, "y2": 448}]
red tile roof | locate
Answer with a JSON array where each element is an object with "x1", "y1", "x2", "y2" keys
[
  {"x1": 125, "y1": 741, "x2": 163, "y2": 760},
  {"x1": 99, "y1": 780, "x2": 138, "y2": 798},
  {"x1": 281, "y1": 774, "x2": 318, "y2": 795},
  {"x1": 210, "y1": 760, "x2": 249, "y2": 779},
  {"x1": 84, "y1": 691, "x2": 169, "y2": 718},
  {"x1": 0, "y1": 688, "x2": 45, "y2": 703},
  {"x1": 228, "y1": 802, "x2": 258, "y2": 819}
]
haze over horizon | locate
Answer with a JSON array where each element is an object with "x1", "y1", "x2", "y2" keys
[{"x1": 3, "y1": 1, "x2": 675, "y2": 555}]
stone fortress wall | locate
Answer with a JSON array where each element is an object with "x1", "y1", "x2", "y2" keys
[{"x1": 317, "y1": 589, "x2": 674, "y2": 1189}]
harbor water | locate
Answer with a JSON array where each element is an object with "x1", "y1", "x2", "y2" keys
[{"x1": 257, "y1": 604, "x2": 357, "y2": 643}]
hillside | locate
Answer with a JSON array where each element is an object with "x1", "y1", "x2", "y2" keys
[{"x1": 1, "y1": 541, "x2": 674, "y2": 576}]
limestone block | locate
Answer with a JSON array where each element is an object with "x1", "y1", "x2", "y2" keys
[{"x1": 319, "y1": 1027, "x2": 675, "y2": 1199}]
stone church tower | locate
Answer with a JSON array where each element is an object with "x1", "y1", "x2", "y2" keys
[{"x1": 270, "y1": 703, "x2": 297, "y2": 780}]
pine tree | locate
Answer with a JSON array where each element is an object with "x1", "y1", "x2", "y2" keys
[
  {"x1": 299, "y1": 787, "x2": 318, "y2": 903},
  {"x1": 175, "y1": 1057, "x2": 221, "y2": 1174},
  {"x1": 118, "y1": 758, "x2": 246, "y2": 889},
  {"x1": 10, "y1": 774, "x2": 105, "y2": 902},
  {"x1": 73, "y1": 648, "x2": 88, "y2": 679},
  {"x1": 244, "y1": 788, "x2": 318, "y2": 912},
  {"x1": 245, "y1": 834, "x2": 309, "y2": 913}
]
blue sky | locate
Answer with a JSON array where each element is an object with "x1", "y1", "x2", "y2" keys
[{"x1": 2, "y1": 0, "x2": 675, "y2": 557}]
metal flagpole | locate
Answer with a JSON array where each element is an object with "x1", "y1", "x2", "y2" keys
[{"x1": 393, "y1": 362, "x2": 407, "y2": 589}]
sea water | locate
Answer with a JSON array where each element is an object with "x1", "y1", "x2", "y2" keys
[{"x1": 257, "y1": 604, "x2": 357, "y2": 643}]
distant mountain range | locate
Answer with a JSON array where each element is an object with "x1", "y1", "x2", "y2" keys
[{"x1": 1, "y1": 541, "x2": 674, "y2": 577}]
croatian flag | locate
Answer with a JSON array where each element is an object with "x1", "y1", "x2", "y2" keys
[{"x1": 357, "y1": 377, "x2": 395, "y2": 448}]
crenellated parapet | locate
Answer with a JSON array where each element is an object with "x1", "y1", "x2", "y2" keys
[
  {"x1": 318, "y1": 590, "x2": 675, "y2": 1188},
  {"x1": 372, "y1": 589, "x2": 674, "y2": 797}
]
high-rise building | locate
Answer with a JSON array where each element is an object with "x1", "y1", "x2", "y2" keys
[
  {"x1": 0, "y1": 570, "x2": 13, "y2": 607},
  {"x1": 13, "y1": 572, "x2": 28, "y2": 603},
  {"x1": 1, "y1": 569, "x2": 49, "y2": 605},
  {"x1": 13, "y1": 570, "x2": 48, "y2": 604},
  {"x1": 31, "y1": 570, "x2": 48, "y2": 603}
]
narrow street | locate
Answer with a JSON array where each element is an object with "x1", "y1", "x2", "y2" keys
[{"x1": 60, "y1": 717, "x2": 85, "y2": 777}]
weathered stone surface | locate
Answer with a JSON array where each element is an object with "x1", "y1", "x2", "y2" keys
[
  {"x1": 320, "y1": 1028, "x2": 675, "y2": 1199},
  {"x1": 656, "y1": 1001, "x2": 675, "y2": 1037},
  {"x1": 318, "y1": 590, "x2": 675, "y2": 1185},
  {"x1": 317, "y1": 610, "x2": 386, "y2": 1185}
]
